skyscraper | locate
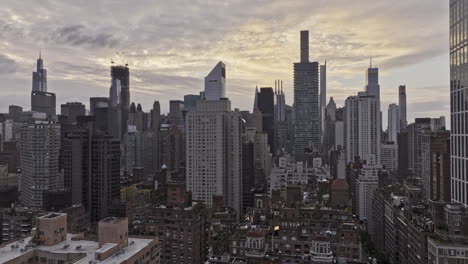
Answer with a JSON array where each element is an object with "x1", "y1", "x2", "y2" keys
[
  {"x1": 320, "y1": 63, "x2": 327, "y2": 140},
  {"x1": 365, "y1": 64, "x2": 380, "y2": 101},
  {"x1": 258, "y1": 87, "x2": 275, "y2": 152},
  {"x1": 398, "y1": 85, "x2": 408, "y2": 132},
  {"x1": 109, "y1": 79, "x2": 121, "y2": 107},
  {"x1": 387, "y1": 103, "x2": 400, "y2": 143},
  {"x1": 151, "y1": 101, "x2": 161, "y2": 174},
  {"x1": 204, "y1": 61, "x2": 226, "y2": 100},
  {"x1": 111, "y1": 65, "x2": 130, "y2": 111},
  {"x1": 32, "y1": 51, "x2": 47, "y2": 92},
  {"x1": 21, "y1": 121, "x2": 61, "y2": 207},
  {"x1": 30, "y1": 54, "x2": 56, "y2": 118},
  {"x1": 186, "y1": 99, "x2": 243, "y2": 218},
  {"x1": 345, "y1": 92, "x2": 381, "y2": 164},
  {"x1": 450, "y1": 0, "x2": 467, "y2": 206},
  {"x1": 293, "y1": 30, "x2": 320, "y2": 160},
  {"x1": 274, "y1": 80, "x2": 287, "y2": 154}
]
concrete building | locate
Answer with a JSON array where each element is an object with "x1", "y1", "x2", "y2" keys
[
  {"x1": 388, "y1": 103, "x2": 400, "y2": 143},
  {"x1": 345, "y1": 92, "x2": 381, "y2": 164},
  {"x1": 204, "y1": 61, "x2": 226, "y2": 100},
  {"x1": 0, "y1": 213, "x2": 160, "y2": 263},
  {"x1": 331, "y1": 179, "x2": 349, "y2": 209},
  {"x1": 450, "y1": 0, "x2": 468, "y2": 206},
  {"x1": 274, "y1": 81, "x2": 288, "y2": 154},
  {"x1": 421, "y1": 130, "x2": 451, "y2": 201},
  {"x1": 356, "y1": 155, "x2": 381, "y2": 221},
  {"x1": 0, "y1": 207, "x2": 36, "y2": 245},
  {"x1": 20, "y1": 121, "x2": 61, "y2": 207},
  {"x1": 186, "y1": 99, "x2": 243, "y2": 217},
  {"x1": 125, "y1": 125, "x2": 141, "y2": 175},
  {"x1": 293, "y1": 30, "x2": 320, "y2": 160},
  {"x1": 159, "y1": 122, "x2": 185, "y2": 174},
  {"x1": 381, "y1": 142, "x2": 398, "y2": 172},
  {"x1": 169, "y1": 100, "x2": 185, "y2": 126}
]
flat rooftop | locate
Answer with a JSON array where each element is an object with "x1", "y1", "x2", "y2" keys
[
  {"x1": 100, "y1": 217, "x2": 126, "y2": 223},
  {"x1": 0, "y1": 234, "x2": 154, "y2": 263},
  {"x1": 40, "y1": 212, "x2": 66, "y2": 219}
]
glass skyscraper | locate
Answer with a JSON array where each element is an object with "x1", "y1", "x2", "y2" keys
[
  {"x1": 450, "y1": 0, "x2": 468, "y2": 206},
  {"x1": 293, "y1": 30, "x2": 320, "y2": 160}
]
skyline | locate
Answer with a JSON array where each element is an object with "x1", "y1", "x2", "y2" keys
[{"x1": 0, "y1": 0, "x2": 449, "y2": 126}]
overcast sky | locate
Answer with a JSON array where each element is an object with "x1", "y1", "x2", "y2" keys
[{"x1": 0, "y1": 0, "x2": 449, "y2": 127}]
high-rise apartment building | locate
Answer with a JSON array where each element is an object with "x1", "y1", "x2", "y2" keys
[
  {"x1": 204, "y1": 61, "x2": 226, "y2": 100},
  {"x1": 388, "y1": 103, "x2": 400, "y2": 143},
  {"x1": 399, "y1": 85, "x2": 408, "y2": 131},
  {"x1": 21, "y1": 121, "x2": 61, "y2": 207},
  {"x1": 345, "y1": 92, "x2": 381, "y2": 164},
  {"x1": 293, "y1": 30, "x2": 320, "y2": 160},
  {"x1": 62, "y1": 117, "x2": 120, "y2": 222},
  {"x1": 356, "y1": 155, "x2": 381, "y2": 221},
  {"x1": 450, "y1": 0, "x2": 468, "y2": 206},
  {"x1": 186, "y1": 99, "x2": 243, "y2": 217}
]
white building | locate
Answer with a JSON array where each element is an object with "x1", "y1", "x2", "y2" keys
[
  {"x1": 268, "y1": 156, "x2": 314, "y2": 195},
  {"x1": 204, "y1": 61, "x2": 226, "y2": 100},
  {"x1": 356, "y1": 155, "x2": 381, "y2": 221},
  {"x1": 381, "y1": 142, "x2": 398, "y2": 172},
  {"x1": 345, "y1": 92, "x2": 381, "y2": 164},
  {"x1": 186, "y1": 99, "x2": 243, "y2": 217},
  {"x1": 20, "y1": 121, "x2": 61, "y2": 207},
  {"x1": 387, "y1": 103, "x2": 400, "y2": 143}
]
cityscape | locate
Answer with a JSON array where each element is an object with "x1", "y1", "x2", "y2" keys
[{"x1": 0, "y1": 1, "x2": 462, "y2": 264}]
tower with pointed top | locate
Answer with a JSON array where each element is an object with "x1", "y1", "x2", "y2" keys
[
  {"x1": 204, "y1": 61, "x2": 226, "y2": 100},
  {"x1": 32, "y1": 51, "x2": 47, "y2": 92},
  {"x1": 293, "y1": 30, "x2": 320, "y2": 160},
  {"x1": 275, "y1": 80, "x2": 287, "y2": 154}
]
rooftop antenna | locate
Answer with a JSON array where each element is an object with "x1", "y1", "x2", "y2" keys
[
  {"x1": 370, "y1": 57, "x2": 373, "y2": 68},
  {"x1": 39, "y1": 48, "x2": 41, "y2": 59}
]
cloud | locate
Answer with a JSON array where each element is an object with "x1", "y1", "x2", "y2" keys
[{"x1": 0, "y1": 54, "x2": 17, "y2": 74}]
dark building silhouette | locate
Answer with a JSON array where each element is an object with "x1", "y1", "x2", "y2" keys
[
  {"x1": 89, "y1": 97, "x2": 109, "y2": 115},
  {"x1": 111, "y1": 65, "x2": 130, "y2": 137},
  {"x1": 60, "y1": 102, "x2": 86, "y2": 124},
  {"x1": 31, "y1": 91, "x2": 56, "y2": 117},
  {"x1": 257, "y1": 87, "x2": 275, "y2": 152},
  {"x1": 62, "y1": 117, "x2": 121, "y2": 223}
]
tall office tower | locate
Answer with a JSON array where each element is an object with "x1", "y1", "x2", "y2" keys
[
  {"x1": 159, "y1": 122, "x2": 184, "y2": 174},
  {"x1": 186, "y1": 99, "x2": 243, "y2": 218},
  {"x1": 20, "y1": 121, "x2": 61, "y2": 207},
  {"x1": 111, "y1": 64, "x2": 130, "y2": 138},
  {"x1": 387, "y1": 103, "x2": 400, "y2": 143},
  {"x1": 60, "y1": 102, "x2": 85, "y2": 124},
  {"x1": 294, "y1": 30, "x2": 320, "y2": 160},
  {"x1": 109, "y1": 79, "x2": 121, "y2": 107},
  {"x1": 242, "y1": 139, "x2": 255, "y2": 213},
  {"x1": 128, "y1": 103, "x2": 145, "y2": 132},
  {"x1": 63, "y1": 117, "x2": 120, "y2": 222},
  {"x1": 345, "y1": 92, "x2": 381, "y2": 164},
  {"x1": 275, "y1": 81, "x2": 288, "y2": 154},
  {"x1": 407, "y1": 117, "x2": 446, "y2": 180},
  {"x1": 125, "y1": 125, "x2": 141, "y2": 175},
  {"x1": 152, "y1": 101, "x2": 161, "y2": 173},
  {"x1": 398, "y1": 85, "x2": 408, "y2": 131},
  {"x1": 451, "y1": 0, "x2": 468, "y2": 206},
  {"x1": 258, "y1": 87, "x2": 275, "y2": 152},
  {"x1": 204, "y1": 61, "x2": 226, "y2": 100},
  {"x1": 169, "y1": 100, "x2": 185, "y2": 126},
  {"x1": 320, "y1": 63, "x2": 327, "y2": 141},
  {"x1": 356, "y1": 154, "x2": 381, "y2": 221},
  {"x1": 31, "y1": 91, "x2": 56, "y2": 118},
  {"x1": 421, "y1": 130, "x2": 450, "y2": 201},
  {"x1": 32, "y1": 52, "x2": 47, "y2": 92},
  {"x1": 89, "y1": 97, "x2": 109, "y2": 115},
  {"x1": 184, "y1": 94, "x2": 201, "y2": 113}
]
